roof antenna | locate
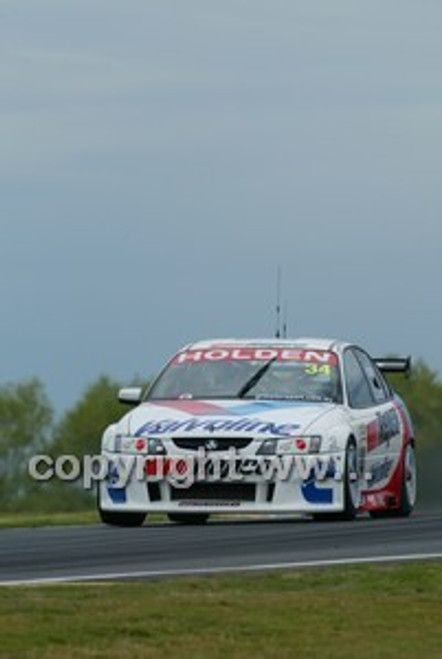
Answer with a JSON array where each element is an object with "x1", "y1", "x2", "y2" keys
[
  {"x1": 275, "y1": 266, "x2": 281, "y2": 338},
  {"x1": 282, "y1": 299, "x2": 288, "y2": 338}
]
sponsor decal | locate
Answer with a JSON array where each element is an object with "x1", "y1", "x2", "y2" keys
[
  {"x1": 301, "y1": 478, "x2": 334, "y2": 504},
  {"x1": 366, "y1": 420, "x2": 379, "y2": 453},
  {"x1": 366, "y1": 408, "x2": 400, "y2": 452},
  {"x1": 108, "y1": 488, "x2": 126, "y2": 504},
  {"x1": 294, "y1": 438, "x2": 307, "y2": 451},
  {"x1": 378, "y1": 408, "x2": 400, "y2": 443},
  {"x1": 300, "y1": 461, "x2": 335, "y2": 504},
  {"x1": 107, "y1": 461, "x2": 127, "y2": 504},
  {"x1": 178, "y1": 500, "x2": 241, "y2": 507},
  {"x1": 366, "y1": 457, "x2": 394, "y2": 486},
  {"x1": 362, "y1": 491, "x2": 390, "y2": 508},
  {"x1": 135, "y1": 416, "x2": 300, "y2": 437},
  {"x1": 173, "y1": 348, "x2": 338, "y2": 365},
  {"x1": 135, "y1": 438, "x2": 147, "y2": 452}
]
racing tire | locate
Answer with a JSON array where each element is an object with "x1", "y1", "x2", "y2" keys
[
  {"x1": 370, "y1": 443, "x2": 417, "y2": 519},
  {"x1": 312, "y1": 439, "x2": 359, "y2": 522},
  {"x1": 167, "y1": 513, "x2": 210, "y2": 525},
  {"x1": 98, "y1": 507, "x2": 146, "y2": 527}
]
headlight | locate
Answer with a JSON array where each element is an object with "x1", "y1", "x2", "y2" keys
[
  {"x1": 275, "y1": 435, "x2": 323, "y2": 455},
  {"x1": 256, "y1": 439, "x2": 279, "y2": 455},
  {"x1": 114, "y1": 435, "x2": 166, "y2": 455},
  {"x1": 147, "y1": 438, "x2": 167, "y2": 455},
  {"x1": 305, "y1": 436, "x2": 322, "y2": 454}
]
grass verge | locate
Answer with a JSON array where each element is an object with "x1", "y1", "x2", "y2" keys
[
  {"x1": 0, "y1": 511, "x2": 99, "y2": 528},
  {"x1": 1, "y1": 562, "x2": 442, "y2": 658},
  {"x1": 0, "y1": 511, "x2": 171, "y2": 528}
]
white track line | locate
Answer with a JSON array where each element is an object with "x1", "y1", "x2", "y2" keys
[{"x1": 2, "y1": 552, "x2": 442, "y2": 586}]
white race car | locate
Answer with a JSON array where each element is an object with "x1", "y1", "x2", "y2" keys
[{"x1": 98, "y1": 338, "x2": 416, "y2": 526}]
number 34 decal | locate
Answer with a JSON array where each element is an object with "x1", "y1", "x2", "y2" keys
[{"x1": 304, "y1": 364, "x2": 331, "y2": 376}]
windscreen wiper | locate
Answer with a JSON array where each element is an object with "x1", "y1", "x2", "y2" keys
[{"x1": 237, "y1": 357, "x2": 277, "y2": 398}]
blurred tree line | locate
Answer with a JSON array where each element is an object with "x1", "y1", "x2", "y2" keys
[
  {"x1": 0, "y1": 362, "x2": 441, "y2": 513},
  {"x1": 0, "y1": 376, "x2": 139, "y2": 512},
  {"x1": 387, "y1": 361, "x2": 442, "y2": 506}
]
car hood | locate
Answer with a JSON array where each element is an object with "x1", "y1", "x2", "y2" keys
[{"x1": 120, "y1": 398, "x2": 336, "y2": 438}]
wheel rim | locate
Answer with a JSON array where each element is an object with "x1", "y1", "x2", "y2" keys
[
  {"x1": 404, "y1": 444, "x2": 417, "y2": 506},
  {"x1": 347, "y1": 444, "x2": 360, "y2": 508}
]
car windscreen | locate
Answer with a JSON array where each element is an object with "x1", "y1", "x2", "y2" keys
[{"x1": 146, "y1": 347, "x2": 342, "y2": 403}]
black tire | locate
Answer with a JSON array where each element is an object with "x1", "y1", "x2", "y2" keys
[
  {"x1": 312, "y1": 440, "x2": 359, "y2": 522},
  {"x1": 167, "y1": 513, "x2": 210, "y2": 525},
  {"x1": 98, "y1": 507, "x2": 146, "y2": 527},
  {"x1": 370, "y1": 443, "x2": 416, "y2": 519}
]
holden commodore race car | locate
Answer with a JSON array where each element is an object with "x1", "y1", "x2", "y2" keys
[{"x1": 97, "y1": 338, "x2": 416, "y2": 526}]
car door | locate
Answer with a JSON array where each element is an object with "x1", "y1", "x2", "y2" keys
[
  {"x1": 349, "y1": 348, "x2": 401, "y2": 495},
  {"x1": 342, "y1": 348, "x2": 378, "y2": 479}
]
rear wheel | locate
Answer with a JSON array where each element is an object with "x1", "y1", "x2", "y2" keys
[
  {"x1": 167, "y1": 513, "x2": 210, "y2": 525},
  {"x1": 98, "y1": 507, "x2": 146, "y2": 527},
  {"x1": 370, "y1": 443, "x2": 416, "y2": 519},
  {"x1": 312, "y1": 440, "x2": 359, "y2": 522}
]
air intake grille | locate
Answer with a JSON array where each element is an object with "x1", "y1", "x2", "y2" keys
[
  {"x1": 172, "y1": 437, "x2": 253, "y2": 451},
  {"x1": 170, "y1": 482, "x2": 256, "y2": 502}
]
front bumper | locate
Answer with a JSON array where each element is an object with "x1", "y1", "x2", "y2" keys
[{"x1": 98, "y1": 449, "x2": 347, "y2": 514}]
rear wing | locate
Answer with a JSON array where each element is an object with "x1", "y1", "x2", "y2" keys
[{"x1": 374, "y1": 357, "x2": 412, "y2": 377}]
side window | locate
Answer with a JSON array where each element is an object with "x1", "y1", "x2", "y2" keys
[
  {"x1": 343, "y1": 349, "x2": 374, "y2": 408},
  {"x1": 354, "y1": 349, "x2": 390, "y2": 404}
]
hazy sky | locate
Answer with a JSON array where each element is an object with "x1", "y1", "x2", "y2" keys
[{"x1": 1, "y1": 1, "x2": 441, "y2": 413}]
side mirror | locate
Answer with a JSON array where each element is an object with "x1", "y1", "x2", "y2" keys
[{"x1": 118, "y1": 387, "x2": 143, "y2": 405}]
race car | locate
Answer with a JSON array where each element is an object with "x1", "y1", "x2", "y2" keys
[{"x1": 97, "y1": 337, "x2": 416, "y2": 526}]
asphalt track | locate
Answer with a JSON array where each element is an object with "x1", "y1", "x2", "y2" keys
[{"x1": 1, "y1": 508, "x2": 442, "y2": 585}]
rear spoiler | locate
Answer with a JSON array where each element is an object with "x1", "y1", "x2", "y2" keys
[{"x1": 374, "y1": 357, "x2": 412, "y2": 377}]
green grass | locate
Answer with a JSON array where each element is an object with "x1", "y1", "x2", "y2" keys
[
  {"x1": 0, "y1": 510, "x2": 171, "y2": 528},
  {"x1": 1, "y1": 563, "x2": 442, "y2": 658},
  {"x1": 0, "y1": 510, "x2": 100, "y2": 528}
]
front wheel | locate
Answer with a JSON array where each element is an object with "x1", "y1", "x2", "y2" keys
[
  {"x1": 98, "y1": 508, "x2": 146, "y2": 527},
  {"x1": 168, "y1": 513, "x2": 210, "y2": 525},
  {"x1": 312, "y1": 440, "x2": 359, "y2": 522}
]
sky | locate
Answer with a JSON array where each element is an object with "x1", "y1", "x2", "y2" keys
[{"x1": 1, "y1": 1, "x2": 441, "y2": 414}]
